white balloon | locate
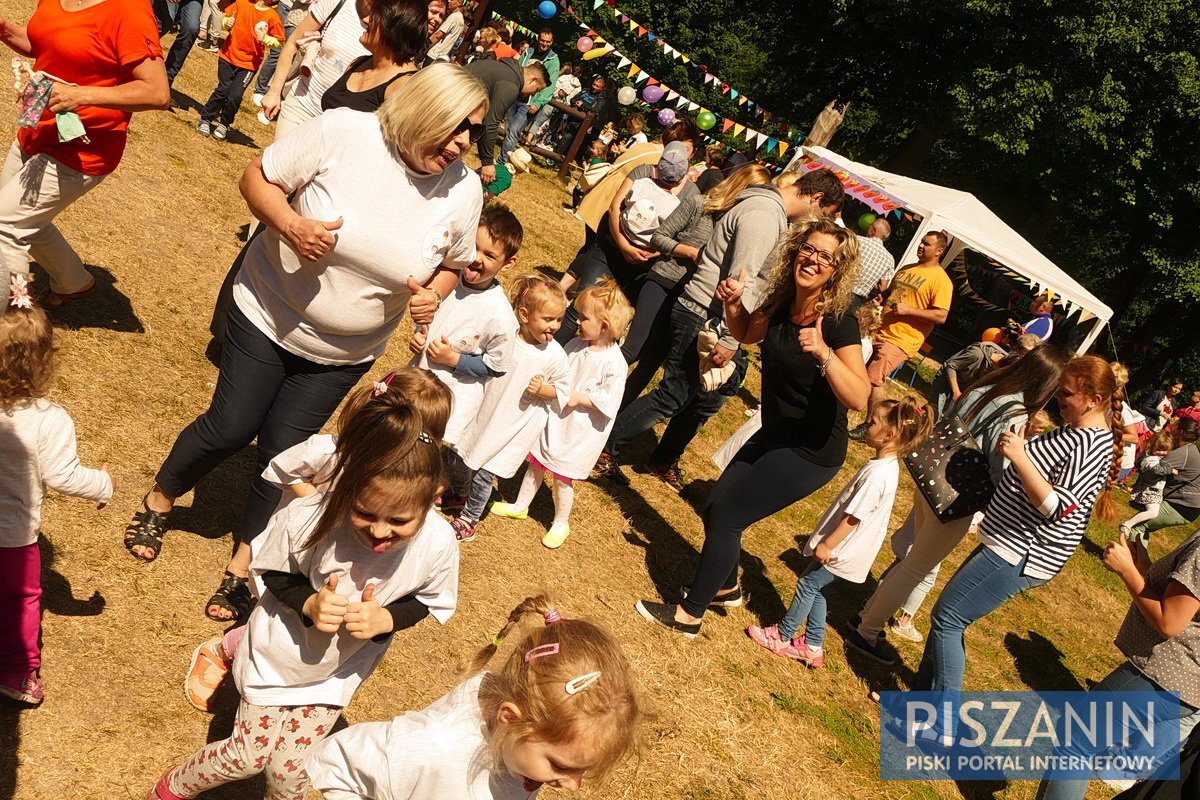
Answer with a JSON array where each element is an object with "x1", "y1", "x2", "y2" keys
[{"x1": 617, "y1": 86, "x2": 637, "y2": 105}]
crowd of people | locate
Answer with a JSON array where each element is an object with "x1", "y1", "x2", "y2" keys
[{"x1": 0, "y1": 1, "x2": 1197, "y2": 798}]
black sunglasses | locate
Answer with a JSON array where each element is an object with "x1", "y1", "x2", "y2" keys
[{"x1": 453, "y1": 117, "x2": 484, "y2": 144}]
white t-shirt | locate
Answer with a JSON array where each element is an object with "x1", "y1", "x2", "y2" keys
[
  {"x1": 554, "y1": 74, "x2": 580, "y2": 102},
  {"x1": 262, "y1": 432, "x2": 338, "y2": 490},
  {"x1": 531, "y1": 339, "x2": 626, "y2": 480},
  {"x1": 455, "y1": 336, "x2": 569, "y2": 477},
  {"x1": 1120, "y1": 402, "x2": 1144, "y2": 470},
  {"x1": 236, "y1": 494, "x2": 459, "y2": 707},
  {"x1": 426, "y1": 10, "x2": 465, "y2": 60},
  {"x1": 306, "y1": 673, "x2": 533, "y2": 800},
  {"x1": 289, "y1": 0, "x2": 370, "y2": 117},
  {"x1": 0, "y1": 398, "x2": 113, "y2": 548},
  {"x1": 620, "y1": 175, "x2": 683, "y2": 249},
  {"x1": 802, "y1": 456, "x2": 900, "y2": 583},
  {"x1": 234, "y1": 109, "x2": 482, "y2": 365},
  {"x1": 410, "y1": 280, "x2": 518, "y2": 445}
]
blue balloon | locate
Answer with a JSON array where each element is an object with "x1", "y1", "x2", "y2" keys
[{"x1": 537, "y1": 1, "x2": 557, "y2": 18}]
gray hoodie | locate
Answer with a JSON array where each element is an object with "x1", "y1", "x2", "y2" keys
[{"x1": 683, "y1": 185, "x2": 787, "y2": 348}]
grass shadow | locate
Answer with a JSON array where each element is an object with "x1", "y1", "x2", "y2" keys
[
  {"x1": 39, "y1": 536, "x2": 105, "y2": 618},
  {"x1": 169, "y1": 87, "x2": 203, "y2": 115},
  {"x1": 34, "y1": 264, "x2": 144, "y2": 333},
  {"x1": 953, "y1": 779, "x2": 1009, "y2": 800},
  {"x1": 1003, "y1": 631, "x2": 1084, "y2": 691},
  {"x1": 167, "y1": 446, "x2": 258, "y2": 541}
]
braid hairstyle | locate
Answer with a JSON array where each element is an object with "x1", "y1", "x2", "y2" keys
[
  {"x1": 470, "y1": 595, "x2": 640, "y2": 783},
  {"x1": 1066, "y1": 355, "x2": 1121, "y2": 524}
]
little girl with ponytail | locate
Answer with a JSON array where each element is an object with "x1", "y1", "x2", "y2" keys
[{"x1": 306, "y1": 595, "x2": 641, "y2": 798}]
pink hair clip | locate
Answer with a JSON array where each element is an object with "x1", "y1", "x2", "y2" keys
[
  {"x1": 564, "y1": 671, "x2": 601, "y2": 696},
  {"x1": 8, "y1": 273, "x2": 32, "y2": 310},
  {"x1": 524, "y1": 643, "x2": 560, "y2": 663},
  {"x1": 371, "y1": 371, "x2": 397, "y2": 397},
  {"x1": 543, "y1": 609, "x2": 562, "y2": 625}
]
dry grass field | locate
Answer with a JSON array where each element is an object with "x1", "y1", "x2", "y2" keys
[{"x1": 0, "y1": 6, "x2": 1190, "y2": 798}]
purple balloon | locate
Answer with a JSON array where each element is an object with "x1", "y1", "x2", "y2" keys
[
  {"x1": 642, "y1": 84, "x2": 665, "y2": 104},
  {"x1": 657, "y1": 108, "x2": 677, "y2": 125}
]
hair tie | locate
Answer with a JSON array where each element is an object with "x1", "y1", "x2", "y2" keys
[
  {"x1": 524, "y1": 643, "x2": 559, "y2": 662},
  {"x1": 8, "y1": 273, "x2": 32, "y2": 310},
  {"x1": 564, "y1": 671, "x2": 602, "y2": 696},
  {"x1": 490, "y1": 634, "x2": 504, "y2": 648},
  {"x1": 372, "y1": 371, "x2": 397, "y2": 397},
  {"x1": 543, "y1": 609, "x2": 561, "y2": 625}
]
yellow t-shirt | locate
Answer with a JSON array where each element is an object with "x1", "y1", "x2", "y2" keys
[{"x1": 877, "y1": 264, "x2": 954, "y2": 357}]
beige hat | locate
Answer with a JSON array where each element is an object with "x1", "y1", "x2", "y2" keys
[{"x1": 507, "y1": 147, "x2": 532, "y2": 174}]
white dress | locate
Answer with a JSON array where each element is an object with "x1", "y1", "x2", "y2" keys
[
  {"x1": 306, "y1": 673, "x2": 534, "y2": 800},
  {"x1": 531, "y1": 339, "x2": 626, "y2": 480},
  {"x1": 455, "y1": 337, "x2": 568, "y2": 478},
  {"x1": 237, "y1": 495, "x2": 459, "y2": 707},
  {"x1": 410, "y1": 281, "x2": 517, "y2": 445}
]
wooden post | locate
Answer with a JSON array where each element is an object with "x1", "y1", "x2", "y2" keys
[{"x1": 522, "y1": 100, "x2": 593, "y2": 180}]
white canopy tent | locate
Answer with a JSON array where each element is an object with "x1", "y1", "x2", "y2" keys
[{"x1": 786, "y1": 146, "x2": 1112, "y2": 354}]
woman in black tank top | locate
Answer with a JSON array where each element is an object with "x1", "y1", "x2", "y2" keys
[{"x1": 321, "y1": 0, "x2": 427, "y2": 113}]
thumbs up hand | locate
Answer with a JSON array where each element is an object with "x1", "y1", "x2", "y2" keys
[
  {"x1": 798, "y1": 314, "x2": 829, "y2": 362},
  {"x1": 426, "y1": 335, "x2": 459, "y2": 368},
  {"x1": 715, "y1": 267, "x2": 747, "y2": 305},
  {"x1": 284, "y1": 215, "x2": 342, "y2": 262},
  {"x1": 304, "y1": 572, "x2": 349, "y2": 633},
  {"x1": 409, "y1": 324, "x2": 429, "y2": 355},
  {"x1": 408, "y1": 276, "x2": 443, "y2": 325},
  {"x1": 345, "y1": 583, "x2": 391, "y2": 640}
]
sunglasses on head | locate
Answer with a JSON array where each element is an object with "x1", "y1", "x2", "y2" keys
[{"x1": 453, "y1": 117, "x2": 484, "y2": 144}]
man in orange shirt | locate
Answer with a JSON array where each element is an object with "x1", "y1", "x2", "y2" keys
[
  {"x1": 198, "y1": 0, "x2": 284, "y2": 140},
  {"x1": 851, "y1": 230, "x2": 954, "y2": 440}
]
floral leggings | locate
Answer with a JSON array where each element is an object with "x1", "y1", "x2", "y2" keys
[{"x1": 165, "y1": 699, "x2": 341, "y2": 799}]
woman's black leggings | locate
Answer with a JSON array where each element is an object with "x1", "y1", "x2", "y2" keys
[
  {"x1": 683, "y1": 435, "x2": 842, "y2": 618},
  {"x1": 157, "y1": 304, "x2": 372, "y2": 544}
]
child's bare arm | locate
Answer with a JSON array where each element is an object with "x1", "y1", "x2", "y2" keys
[
  {"x1": 566, "y1": 391, "x2": 594, "y2": 410},
  {"x1": 290, "y1": 481, "x2": 318, "y2": 498},
  {"x1": 813, "y1": 513, "x2": 860, "y2": 563}
]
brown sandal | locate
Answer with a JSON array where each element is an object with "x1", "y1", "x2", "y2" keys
[{"x1": 43, "y1": 278, "x2": 98, "y2": 309}]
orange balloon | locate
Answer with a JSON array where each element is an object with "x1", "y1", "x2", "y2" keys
[{"x1": 981, "y1": 327, "x2": 1004, "y2": 344}]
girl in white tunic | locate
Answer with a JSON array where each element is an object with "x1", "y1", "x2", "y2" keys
[
  {"x1": 306, "y1": 595, "x2": 641, "y2": 799},
  {"x1": 491, "y1": 279, "x2": 634, "y2": 549},
  {"x1": 451, "y1": 277, "x2": 570, "y2": 542},
  {"x1": 150, "y1": 397, "x2": 459, "y2": 800}
]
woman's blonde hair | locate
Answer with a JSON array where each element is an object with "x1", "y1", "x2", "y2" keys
[
  {"x1": 575, "y1": 277, "x2": 634, "y2": 340},
  {"x1": 476, "y1": 26, "x2": 500, "y2": 50},
  {"x1": 757, "y1": 216, "x2": 860, "y2": 320},
  {"x1": 471, "y1": 595, "x2": 640, "y2": 783},
  {"x1": 377, "y1": 62, "x2": 488, "y2": 164},
  {"x1": 702, "y1": 164, "x2": 772, "y2": 215},
  {"x1": 0, "y1": 300, "x2": 55, "y2": 411}
]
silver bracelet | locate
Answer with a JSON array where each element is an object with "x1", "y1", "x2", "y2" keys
[{"x1": 818, "y1": 350, "x2": 834, "y2": 377}]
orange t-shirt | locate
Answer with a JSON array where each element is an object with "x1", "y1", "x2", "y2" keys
[
  {"x1": 17, "y1": 0, "x2": 163, "y2": 176},
  {"x1": 492, "y1": 43, "x2": 518, "y2": 60},
  {"x1": 221, "y1": 0, "x2": 285, "y2": 71},
  {"x1": 877, "y1": 263, "x2": 955, "y2": 357}
]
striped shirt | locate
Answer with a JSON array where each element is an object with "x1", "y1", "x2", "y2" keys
[{"x1": 977, "y1": 426, "x2": 1114, "y2": 580}]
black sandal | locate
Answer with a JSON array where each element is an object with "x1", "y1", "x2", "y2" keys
[
  {"x1": 205, "y1": 572, "x2": 254, "y2": 622},
  {"x1": 124, "y1": 493, "x2": 169, "y2": 562}
]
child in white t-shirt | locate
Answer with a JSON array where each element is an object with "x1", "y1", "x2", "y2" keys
[
  {"x1": 449, "y1": 276, "x2": 569, "y2": 542},
  {"x1": 746, "y1": 397, "x2": 932, "y2": 668},
  {"x1": 150, "y1": 392, "x2": 458, "y2": 800},
  {"x1": 491, "y1": 279, "x2": 633, "y2": 548},
  {"x1": 1120, "y1": 429, "x2": 1176, "y2": 543},
  {"x1": 409, "y1": 205, "x2": 522, "y2": 447},
  {"x1": 306, "y1": 595, "x2": 640, "y2": 799}
]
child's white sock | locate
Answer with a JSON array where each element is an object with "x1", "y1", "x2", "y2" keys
[
  {"x1": 551, "y1": 478, "x2": 574, "y2": 529},
  {"x1": 512, "y1": 464, "x2": 545, "y2": 512},
  {"x1": 807, "y1": 644, "x2": 824, "y2": 655}
]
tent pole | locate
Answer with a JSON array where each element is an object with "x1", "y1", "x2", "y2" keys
[{"x1": 1075, "y1": 318, "x2": 1107, "y2": 356}]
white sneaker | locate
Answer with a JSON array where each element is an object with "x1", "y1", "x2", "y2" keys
[
  {"x1": 888, "y1": 619, "x2": 924, "y2": 642},
  {"x1": 256, "y1": 111, "x2": 271, "y2": 125},
  {"x1": 252, "y1": 93, "x2": 264, "y2": 107}
]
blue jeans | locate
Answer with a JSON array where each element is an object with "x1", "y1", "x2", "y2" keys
[
  {"x1": 462, "y1": 467, "x2": 496, "y2": 524},
  {"x1": 159, "y1": 0, "x2": 204, "y2": 83},
  {"x1": 778, "y1": 563, "x2": 838, "y2": 646},
  {"x1": 914, "y1": 545, "x2": 1048, "y2": 692},
  {"x1": 1035, "y1": 662, "x2": 1200, "y2": 800},
  {"x1": 603, "y1": 301, "x2": 706, "y2": 461},
  {"x1": 526, "y1": 103, "x2": 557, "y2": 142},
  {"x1": 253, "y1": 3, "x2": 293, "y2": 94},
  {"x1": 554, "y1": 230, "x2": 644, "y2": 348},
  {"x1": 499, "y1": 101, "x2": 530, "y2": 164}
]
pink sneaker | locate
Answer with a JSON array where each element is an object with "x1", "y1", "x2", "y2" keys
[
  {"x1": 793, "y1": 640, "x2": 826, "y2": 669},
  {"x1": 0, "y1": 670, "x2": 44, "y2": 705},
  {"x1": 452, "y1": 517, "x2": 478, "y2": 542},
  {"x1": 746, "y1": 625, "x2": 804, "y2": 659},
  {"x1": 147, "y1": 773, "x2": 184, "y2": 800}
]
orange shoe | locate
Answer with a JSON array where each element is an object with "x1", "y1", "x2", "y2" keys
[{"x1": 183, "y1": 636, "x2": 229, "y2": 712}]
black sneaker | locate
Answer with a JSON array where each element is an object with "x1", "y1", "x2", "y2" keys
[
  {"x1": 848, "y1": 423, "x2": 868, "y2": 442},
  {"x1": 843, "y1": 623, "x2": 896, "y2": 666},
  {"x1": 635, "y1": 600, "x2": 700, "y2": 639},
  {"x1": 681, "y1": 585, "x2": 743, "y2": 608}
]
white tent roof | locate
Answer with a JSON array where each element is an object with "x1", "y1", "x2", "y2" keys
[{"x1": 798, "y1": 146, "x2": 1113, "y2": 325}]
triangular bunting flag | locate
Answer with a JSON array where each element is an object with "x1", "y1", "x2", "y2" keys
[
  {"x1": 675, "y1": 95, "x2": 688, "y2": 109},
  {"x1": 628, "y1": 65, "x2": 640, "y2": 78},
  {"x1": 730, "y1": 89, "x2": 739, "y2": 100},
  {"x1": 733, "y1": 123, "x2": 745, "y2": 137},
  {"x1": 767, "y1": 137, "x2": 779, "y2": 153},
  {"x1": 703, "y1": 73, "x2": 715, "y2": 85},
  {"x1": 594, "y1": 0, "x2": 603, "y2": 7},
  {"x1": 681, "y1": 54, "x2": 690, "y2": 63},
  {"x1": 686, "y1": 100, "x2": 699, "y2": 111},
  {"x1": 586, "y1": 28, "x2": 596, "y2": 36},
  {"x1": 646, "y1": 77, "x2": 659, "y2": 86},
  {"x1": 665, "y1": 89, "x2": 679, "y2": 101},
  {"x1": 738, "y1": 96, "x2": 748, "y2": 106},
  {"x1": 636, "y1": 26, "x2": 646, "y2": 36},
  {"x1": 778, "y1": 142, "x2": 789, "y2": 157},
  {"x1": 647, "y1": 32, "x2": 655, "y2": 41},
  {"x1": 721, "y1": 83, "x2": 731, "y2": 95},
  {"x1": 634, "y1": 71, "x2": 650, "y2": 84},
  {"x1": 628, "y1": 20, "x2": 637, "y2": 31},
  {"x1": 619, "y1": 13, "x2": 628, "y2": 22},
  {"x1": 721, "y1": 118, "x2": 734, "y2": 133},
  {"x1": 617, "y1": 56, "x2": 631, "y2": 68}
]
